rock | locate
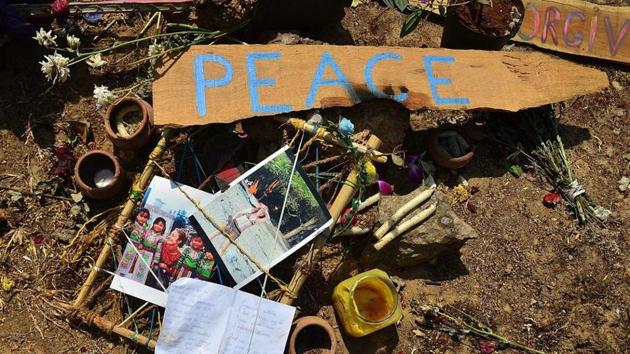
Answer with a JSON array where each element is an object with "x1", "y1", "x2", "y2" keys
[
  {"x1": 341, "y1": 100, "x2": 409, "y2": 152},
  {"x1": 611, "y1": 80, "x2": 623, "y2": 91},
  {"x1": 361, "y1": 187, "x2": 477, "y2": 268},
  {"x1": 193, "y1": 0, "x2": 258, "y2": 29}
]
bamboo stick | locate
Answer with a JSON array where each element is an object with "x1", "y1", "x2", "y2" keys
[
  {"x1": 338, "y1": 226, "x2": 371, "y2": 237},
  {"x1": 373, "y1": 203, "x2": 437, "y2": 251},
  {"x1": 73, "y1": 129, "x2": 174, "y2": 308},
  {"x1": 279, "y1": 135, "x2": 382, "y2": 305},
  {"x1": 66, "y1": 305, "x2": 158, "y2": 349},
  {"x1": 373, "y1": 187, "x2": 435, "y2": 239},
  {"x1": 357, "y1": 193, "x2": 380, "y2": 212}
]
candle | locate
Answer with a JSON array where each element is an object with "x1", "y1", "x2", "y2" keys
[{"x1": 94, "y1": 169, "x2": 114, "y2": 188}]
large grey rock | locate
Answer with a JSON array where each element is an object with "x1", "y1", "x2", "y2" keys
[{"x1": 361, "y1": 188, "x2": 476, "y2": 268}]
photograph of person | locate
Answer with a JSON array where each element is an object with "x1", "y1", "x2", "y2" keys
[
  {"x1": 110, "y1": 176, "x2": 218, "y2": 307},
  {"x1": 190, "y1": 146, "x2": 332, "y2": 289}
]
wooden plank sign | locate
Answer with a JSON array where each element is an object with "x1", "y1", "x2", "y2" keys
[
  {"x1": 152, "y1": 45, "x2": 607, "y2": 126},
  {"x1": 514, "y1": 0, "x2": 630, "y2": 64}
]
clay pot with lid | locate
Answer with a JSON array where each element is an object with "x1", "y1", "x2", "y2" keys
[
  {"x1": 105, "y1": 97, "x2": 154, "y2": 150},
  {"x1": 427, "y1": 127, "x2": 475, "y2": 170},
  {"x1": 288, "y1": 316, "x2": 337, "y2": 354},
  {"x1": 74, "y1": 150, "x2": 126, "y2": 200}
]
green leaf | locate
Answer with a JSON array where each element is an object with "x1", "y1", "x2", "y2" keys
[
  {"x1": 70, "y1": 192, "x2": 83, "y2": 203},
  {"x1": 394, "y1": 0, "x2": 408, "y2": 11},
  {"x1": 438, "y1": 5, "x2": 446, "y2": 16},
  {"x1": 391, "y1": 154, "x2": 404, "y2": 166},
  {"x1": 400, "y1": 10, "x2": 423, "y2": 37},
  {"x1": 504, "y1": 162, "x2": 523, "y2": 177},
  {"x1": 70, "y1": 205, "x2": 81, "y2": 216},
  {"x1": 8, "y1": 191, "x2": 23, "y2": 202},
  {"x1": 382, "y1": 0, "x2": 396, "y2": 8}
]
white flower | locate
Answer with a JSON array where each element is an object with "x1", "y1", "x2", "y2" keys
[
  {"x1": 33, "y1": 28, "x2": 57, "y2": 47},
  {"x1": 86, "y1": 53, "x2": 107, "y2": 68},
  {"x1": 66, "y1": 35, "x2": 80, "y2": 49},
  {"x1": 148, "y1": 43, "x2": 164, "y2": 57},
  {"x1": 93, "y1": 85, "x2": 117, "y2": 108},
  {"x1": 39, "y1": 52, "x2": 70, "y2": 84}
]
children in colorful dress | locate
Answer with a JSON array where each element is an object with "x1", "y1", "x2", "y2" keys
[
  {"x1": 117, "y1": 208, "x2": 150, "y2": 277},
  {"x1": 143, "y1": 217, "x2": 166, "y2": 267},
  {"x1": 196, "y1": 251, "x2": 215, "y2": 281},
  {"x1": 177, "y1": 234, "x2": 205, "y2": 279},
  {"x1": 154, "y1": 228, "x2": 186, "y2": 287}
]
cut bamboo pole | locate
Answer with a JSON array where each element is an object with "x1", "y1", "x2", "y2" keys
[
  {"x1": 373, "y1": 187, "x2": 435, "y2": 239},
  {"x1": 373, "y1": 203, "x2": 437, "y2": 251},
  {"x1": 73, "y1": 129, "x2": 174, "y2": 308},
  {"x1": 66, "y1": 305, "x2": 158, "y2": 349},
  {"x1": 279, "y1": 135, "x2": 382, "y2": 305}
]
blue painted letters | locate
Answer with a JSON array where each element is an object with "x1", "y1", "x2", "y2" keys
[
  {"x1": 194, "y1": 54, "x2": 233, "y2": 117},
  {"x1": 364, "y1": 52, "x2": 408, "y2": 102},
  {"x1": 246, "y1": 52, "x2": 292, "y2": 114},
  {"x1": 306, "y1": 51, "x2": 358, "y2": 108},
  {"x1": 423, "y1": 56, "x2": 470, "y2": 106}
]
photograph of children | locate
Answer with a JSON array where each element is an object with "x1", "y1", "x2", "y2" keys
[
  {"x1": 190, "y1": 146, "x2": 332, "y2": 289},
  {"x1": 110, "y1": 176, "x2": 218, "y2": 307}
]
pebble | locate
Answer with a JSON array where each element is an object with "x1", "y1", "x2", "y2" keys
[
  {"x1": 619, "y1": 176, "x2": 630, "y2": 192},
  {"x1": 611, "y1": 80, "x2": 623, "y2": 91}
]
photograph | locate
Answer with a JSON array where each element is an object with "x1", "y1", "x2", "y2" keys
[
  {"x1": 110, "y1": 176, "x2": 218, "y2": 307},
  {"x1": 190, "y1": 146, "x2": 332, "y2": 288}
]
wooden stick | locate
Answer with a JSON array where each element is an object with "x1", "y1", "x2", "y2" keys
[
  {"x1": 373, "y1": 203, "x2": 437, "y2": 251},
  {"x1": 66, "y1": 305, "x2": 158, "y2": 349},
  {"x1": 117, "y1": 302, "x2": 150, "y2": 328},
  {"x1": 279, "y1": 135, "x2": 382, "y2": 305},
  {"x1": 373, "y1": 187, "x2": 435, "y2": 239},
  {"x1": 73, "y1": 129, "x2": 174, "y2": 308}
]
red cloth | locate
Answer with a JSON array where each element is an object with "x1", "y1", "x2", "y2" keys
[{"x1": 159, "y1": 242, "x2": 181, "y2": 276}]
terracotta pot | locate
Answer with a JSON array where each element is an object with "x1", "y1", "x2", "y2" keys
[
  {"x1": 441, "y1": 0, "x2": 525, "y2": 50},
  {"x1": 288, "y1": 316, "x2": 337, "y2": 354},
  {"x1": 427, "y1": 127, "x2": 475, "y2": 169},
  {"x1": 74, "y1": 150, "x2": 126, "y2": 200},
  {"x1": 104, "y1": 97, "x2": 154, "y2": 150}
]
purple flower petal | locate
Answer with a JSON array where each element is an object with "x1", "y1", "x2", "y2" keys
[
  {"x1": 377, "y1": 180, "x2": 394, "y2": 195},
  {"x1": 407, "y1": 164, "x2": 424, "y2": 185},
  {"x1": 405, "y1": 154, "x2": 419, "y2": 166}
]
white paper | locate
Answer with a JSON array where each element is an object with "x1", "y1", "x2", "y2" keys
[{"x1": 156, "y1": 278, "x2": 295, "y2": 354}]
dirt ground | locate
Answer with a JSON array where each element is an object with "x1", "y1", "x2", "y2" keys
[{"x1": 0, "y1": 1, "x2": 628, "y2": 354}]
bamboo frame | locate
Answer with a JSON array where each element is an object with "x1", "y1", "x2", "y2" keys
[
  {"x1": 73, "y1": 129, "x2": 174, "y2": 308},
  {"x1": 279, "y1": 135, "x2": 383, "y2": 305},
  {"x1": 281, "y1": 117, "x2": 388, "y2": 164}
]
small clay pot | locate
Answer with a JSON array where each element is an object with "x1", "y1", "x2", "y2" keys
[
  {"x1": 74, "y1": 150, "x2": 126, "y2": 200},
  {"x1": 427, "y1": 128, "x2": 475, "y2": 169},
  {"x1": 288, "y1": 316, "x2": 337, "y2": 354},
  {"x1": 441, "y1": 0, "x2": 525, "y2": 50},
  {"x1": 105, "y1": 97, "x2": 154, "y2": 150}
]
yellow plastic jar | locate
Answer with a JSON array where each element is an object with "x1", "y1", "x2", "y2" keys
[{"x1": 332, "y1": 269, "x2": 402, "y2": 337}]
